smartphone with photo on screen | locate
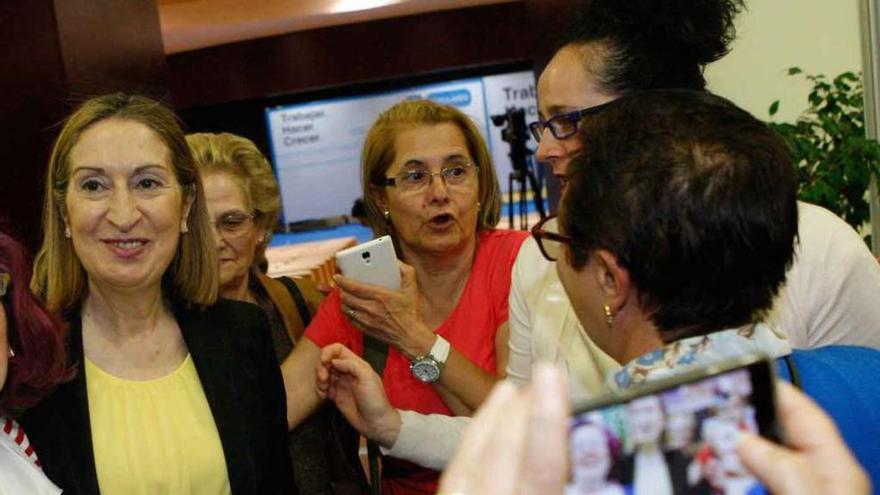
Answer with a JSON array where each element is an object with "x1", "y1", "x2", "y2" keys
[
  {"x1": 567, "y1": 355, "x2": 779, "y2": 495},
  {"x1": 335, "y1": 235, "x2": 401, "y2": 290}
]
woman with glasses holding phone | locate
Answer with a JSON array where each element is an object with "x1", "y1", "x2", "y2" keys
[
  {"x1": 188, "y1": 132, "x2": 367, "y2": 495},
  {"x1": 282, "y1": 99, "x2": 528, "y2": 495}
]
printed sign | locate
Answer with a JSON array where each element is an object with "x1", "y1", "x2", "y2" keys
[{"x1": 266, "y1": 70, "x2": 537, "y2": 224}]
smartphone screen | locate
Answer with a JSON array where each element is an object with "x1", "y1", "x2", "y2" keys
[{"x1": 567, "y1": 360, "x2": 776, "y2": 495}]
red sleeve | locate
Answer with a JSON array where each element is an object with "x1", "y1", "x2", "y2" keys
[
  {"x1": 489, "y1": 230, "x2": 529, "y2": 325},
  {"x1": 304, "y1": 289, "x2": 360, "y2": 352}
]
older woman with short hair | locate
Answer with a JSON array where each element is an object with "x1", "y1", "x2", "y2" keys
[
  {"x1": 539, "y1": 90, "x2": 880, "y2": 487},
  {"x1": 22, "y1": 93, "x2": 294, "y2": 495},
  {"x1": 283, "y1": 99, "x2": 528, "y2": 495},
  {"x1": 189, "y1": 131, "x2": 366, "y2": 495}
]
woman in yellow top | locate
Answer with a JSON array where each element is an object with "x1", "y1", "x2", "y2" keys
[{"x1": 21, "y1": 93, "x2": 294, "y2": 495}]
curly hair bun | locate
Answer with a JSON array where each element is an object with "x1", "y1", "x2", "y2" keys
[{"x1": 561, "y1": 0, "x2": 745, "y2": 92}]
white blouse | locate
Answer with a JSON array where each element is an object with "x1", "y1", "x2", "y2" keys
[{"x1": 0, "y1": 417, "x2": 61, "y2": 495}]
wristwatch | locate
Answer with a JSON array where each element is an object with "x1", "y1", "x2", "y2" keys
[{"x1": 410, "y1": 335, "x2": 451, "y2": 384}]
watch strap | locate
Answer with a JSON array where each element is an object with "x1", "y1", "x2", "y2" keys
[{"x1": 429, "y1": 335, "x2": 451, "y2": 365}]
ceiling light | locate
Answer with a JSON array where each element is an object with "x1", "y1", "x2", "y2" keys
[{"x1": 330, "y1": 0, "x2": 401, "y2": 14}]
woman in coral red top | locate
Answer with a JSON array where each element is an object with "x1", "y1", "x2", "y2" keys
[{"x1": 281, "y1": 99, "x2": 527, "y2": 495}]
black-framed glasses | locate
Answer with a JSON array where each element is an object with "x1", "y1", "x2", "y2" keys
[
  {"x1": 382, "y1": 162, "x2": 478, "y2": 193},
  {"x1": 213, "y1": 211, "x2": 260, "y2": 239},
  {"x1": 531, "y1": 215, "x2": 571, "y2": 262},
  {"x1": 528, "y1": 101, "x2": 613, "y2": 143}
]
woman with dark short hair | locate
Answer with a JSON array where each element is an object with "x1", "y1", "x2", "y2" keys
[{"x1": 541, "y1": 90, "x2": 880, "y2": 488}]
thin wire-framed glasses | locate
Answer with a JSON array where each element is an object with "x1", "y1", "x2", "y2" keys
[
  {"x1": 213, "y1": 211, "x2": 260, "y2": 239},
  {"x1": 528, "y1": 101, "x2": 613, "y2": 143},
  {"x1": 531, "y1": 215, "x2": 572, "y2": 262},
  {"x1": 382, "y1": 162, "x2": 479, "y2": 193}
]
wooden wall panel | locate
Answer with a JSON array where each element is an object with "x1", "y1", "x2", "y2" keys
[
  {"x1": 167, "y1": 2, "x2": 535, "y2": 109},
  {"x1": 0, "y1": 0, "x2": 168, "y2": 249}
]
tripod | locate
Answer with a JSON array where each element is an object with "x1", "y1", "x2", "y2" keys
[
  {"x1": 507, "y1": 152, "x2": 545, "y2": 230},
  {"x1": 492, "y1": 107, "x2": 546, "y2": 230}
]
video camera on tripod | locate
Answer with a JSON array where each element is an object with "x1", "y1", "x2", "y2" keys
[{"x1": 491, "y1": 107, "x2": 546, "y2": 229}]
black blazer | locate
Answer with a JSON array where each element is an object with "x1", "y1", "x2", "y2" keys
[{"x1": 20, "y1": 299, "x2": 295, "y2": 495}]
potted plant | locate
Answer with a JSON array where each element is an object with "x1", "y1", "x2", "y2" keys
[{"x1": 768, "y1": 67, "x2": 880, "y2": 246}]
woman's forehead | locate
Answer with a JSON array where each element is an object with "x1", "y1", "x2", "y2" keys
[{"x1": 390, "y1": 123, "x2": 471, "y2": 169}]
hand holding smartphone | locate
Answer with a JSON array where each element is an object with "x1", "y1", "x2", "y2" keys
[
  {"x1": 567, "y1": 357, "x2": 778, "y2": 495},
  {"x1": 335, "y1": 235, "x2": 401, "y2": 290}
]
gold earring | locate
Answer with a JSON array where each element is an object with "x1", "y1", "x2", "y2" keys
[
  {"x1": 64, "y1": 225, "x2": 71, "y2": 239},
  {"x1": 603, "y1": 304, "x2": 615, "y2": 326},
  {"x1": 383, "y1": 210, "x2": 391, "y2": 221},
  {"x1": 180, "y1": 220, "x2": 188, "y2": 234}
]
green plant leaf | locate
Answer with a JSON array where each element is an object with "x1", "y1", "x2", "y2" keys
[{"x1": 771, "y1": 68, "x2": 874, "y2": 246}]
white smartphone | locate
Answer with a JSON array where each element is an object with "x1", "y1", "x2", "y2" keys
[{"x1": 335, "y1": 235, "x2": 401, "y2": 290}]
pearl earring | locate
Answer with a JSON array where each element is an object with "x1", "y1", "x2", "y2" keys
[
  {"x1": 180, "y1": 220, "x2": 188, "y2": 234},
  {"x1": 603, "y1": 304, "x2": 615, "y2": 326}
]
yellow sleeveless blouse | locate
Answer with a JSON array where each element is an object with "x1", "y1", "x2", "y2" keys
[{"x1": 85, "y1": 355, "x2": 231, "y2": 495}]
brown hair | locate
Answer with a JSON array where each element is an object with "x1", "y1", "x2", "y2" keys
[
  {"x1": 187, "y1": 132, "x2": 280, "y2": 271},
  {"x1": 360, "y1": 99, "x2": 501, "y2": 238},
  {"x1": 31, "y1": 93, "x2": 218, "y2": 312}
]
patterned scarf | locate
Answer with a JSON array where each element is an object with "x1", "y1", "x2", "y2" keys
[{"x1": 607, "y1": 323, "x2": 790, "y2": 393}]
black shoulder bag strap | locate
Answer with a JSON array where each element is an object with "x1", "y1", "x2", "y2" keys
[
  {"x1": 278, "y1": 276, "x2": 312, "y2": 326},
  {"x1": 362, "y1": 334, "x2": 389, "y2": 495},
  {"x1": 782, "y1": 354, "x2": 802, "y2": 389}
]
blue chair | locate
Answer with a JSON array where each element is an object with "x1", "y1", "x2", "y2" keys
[{"x1": 776, "y1": 346, "x2": 880, "y2": 491}]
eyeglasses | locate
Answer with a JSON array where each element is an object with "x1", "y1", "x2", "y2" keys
[
  {"x1": 213, "y1": 211, "x2": 259, "y2": 239},
  {"x1": 531, "y1": 215, "x2": 572, "y2": 262},
  {"x1": 382, "y1": 162, "x2": 478, "y2": 193},
  {"x1": 528, "y1": 101, "x2": 612, "y2": 143}
]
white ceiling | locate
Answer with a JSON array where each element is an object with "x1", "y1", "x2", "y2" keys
[{"x1": 157, "y1": 0, "x2": 520, "y2": 54}]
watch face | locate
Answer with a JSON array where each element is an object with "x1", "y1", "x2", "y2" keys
[{"x1": 411, "y1": 359, "x2": 441, "y2": 383}]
